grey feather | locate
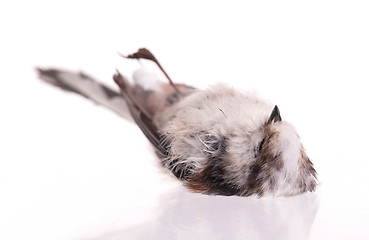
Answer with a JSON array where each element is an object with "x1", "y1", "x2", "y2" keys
[{"x1": 37, "y1": 68, "x2": 133, "y2": 121}]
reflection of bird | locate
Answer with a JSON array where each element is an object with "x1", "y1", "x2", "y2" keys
[
  {"x1": 88, "y1": 189, "x2": 320, "y2": 240},
  {"x1": 37, "y1": 48, "x2": 317, "y2": 197}
]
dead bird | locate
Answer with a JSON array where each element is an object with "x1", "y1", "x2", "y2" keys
[{"x1": 37, "y1": 48, "x2": 317, "y2": 197}]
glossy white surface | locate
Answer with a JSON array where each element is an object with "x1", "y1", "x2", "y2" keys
[{"x1": 1, "y1": 1, "x2": 369, "y2": 239}]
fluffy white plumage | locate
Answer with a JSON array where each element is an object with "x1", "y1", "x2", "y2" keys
[
  {"x1": 153, "y1": 84, "x2": 316, "y2": 197},
  {"x1": 133, "y1": 67, "x2": 161, "y2": 92}
]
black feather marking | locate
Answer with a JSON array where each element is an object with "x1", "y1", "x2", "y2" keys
[
  {"x1": 187, "y1": 137, "x2": 241, "y2": 196},
  {"x1": 37, "y1": 68, "x2": 80, "y2": 93},
  {"x1": 166, "y1": 157, "x2": 194, "y2": 180},
  {"x1": 166, "y1": 91, "x2": 181, "y2": 104},
  {"x1": 79, "y1": 72, "x2": 120, "y2": 99}
]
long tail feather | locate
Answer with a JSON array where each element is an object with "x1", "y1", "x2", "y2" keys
[{"x1": 36, "y1": 68, "x2": 133, "y2": 121}]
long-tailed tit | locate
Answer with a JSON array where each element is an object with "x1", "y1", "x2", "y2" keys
[{"x1": 37, "y1": 48, "x2": 317, "y2": 197}]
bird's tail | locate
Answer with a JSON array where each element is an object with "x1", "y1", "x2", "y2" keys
[{"x1": 36, "y1": 68, "x2": 133, "y2": 121}]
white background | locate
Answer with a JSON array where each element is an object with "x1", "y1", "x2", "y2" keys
[{"x1": 1, "y1": 1, "x2": 369, "y2": 239}]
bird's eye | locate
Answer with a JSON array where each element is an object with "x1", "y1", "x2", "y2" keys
[{"x1": 258, "y1": 138, "x2": 265, "y2": 153}]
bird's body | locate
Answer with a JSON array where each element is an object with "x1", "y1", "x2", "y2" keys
[{"x1": 38, "y1": 48, "x2": 317, "y2": 197}]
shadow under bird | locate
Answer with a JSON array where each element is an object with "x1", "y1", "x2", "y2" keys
[{"x1": 37, "y1": 48, "x2": 317, "y2": 197}]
